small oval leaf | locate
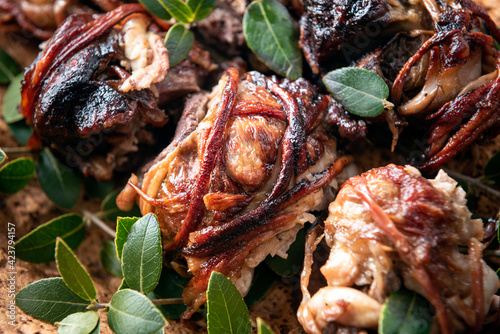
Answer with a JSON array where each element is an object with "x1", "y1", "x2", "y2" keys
[
  {"x1": 101, "y1": 189, "x2": 141, "y2": 222},
  {"x1": 2, "y1": 72, "x2": 24, "y2": 123},
  {"x1": 0, "y1": 157, "x2": 35, "y2": 194},
  {"x1": 164, "y1": 23, "x2": 195, "y2": 67},
  {"x1": 15, "y1": 213, "x2": 85, "y2": 263},
  {"x1": 56, "y1": 238, "x2": 97, "y2": 301},
  {"x1": 100, "y1": 241, "x2": 123, "y2": 278},
  {"x1": 37, "y1": 148, "x2": 82, "y2": 210},
  {"x1": 0, "y1": 149, "x2": 6, "y2": 165},
  {"x1": 157, "y1": 0, "x2": 193, "y2": 23},
  {"x1": 115, "y1": 216, "x2": 140, "y2": 259},
  {"x1": 152, "y1": 267, "x2": 190, "y2": 319},
  {"x1": 257, "y1": 318, "x2": 275, "y2": 334},
  {"x1": 108, "y1": 289, "x2": 166, "y2": 334},
  {"x1": 187, "y1": 0, "x2": 216, "y2": 22},
  {"x1": 139, "y1": 0, "x2": 172, "y2": 21},
  {"x1": 121, "y1": 214, "x2": 162, "y2": 294},
  {"x1": 7, "y1": 119, "x2": 33, "y2": 145},
  {"x1": 207, "y1": 272, "x2": 251, "y2": 334},
  {"x1": 0, "y1": 48, "x2": 21, "y2": 84},
  {"x1": 265, "y1": 228, "x2": 305, "y2": 277},
  {"x1": 15, "y1": 278, "x2": 91, "y2": 324},
  {"x1": 379, "y1": 289, "x2": 433, "y2": 334},
  {"x1": 323, "y1": 67, "x2": 390, "y2": 117},
  {"x1": 57, "y1": 311, "x2": 99, "y2": 334},
  {"x1": 83, "y1": 176, "x2": 115, "y2": 200},
  {"x1": 243, "y1": 0, "x2": 302, "y2": 80}
]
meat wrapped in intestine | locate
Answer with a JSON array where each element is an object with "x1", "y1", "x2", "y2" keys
[
  {"x1": 20, "y1": 4, "x2": 173, "y2": 180},
  {"x1": 298, "y1": 164, "x2": 499, "y2": 334},
  {"x1": 118, "y1": 68, "x2": 365, "y2": 318}
]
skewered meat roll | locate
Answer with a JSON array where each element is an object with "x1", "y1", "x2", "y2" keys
[
  {"x1": 299, "y1": 164, "x2": 499, "y2": 334},
  {"x1": 118, "y1": 67, "x2": 365, "y2": 318}
]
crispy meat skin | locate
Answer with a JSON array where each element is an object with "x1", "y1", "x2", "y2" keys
[
  {"x1": 21, "y1": 4, "x2": 169, "y2": 180},
  {"x1": 119, "y1": 68, "x2": 361, "y2": 318},
  {"x1": 298, "y1": 165, "x2": 499, "y2": 334}
]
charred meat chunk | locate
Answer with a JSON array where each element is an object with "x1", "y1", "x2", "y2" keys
[
  {"x1": 117, "y1": 68, "x2": 362, "y2": 318},
  {"x1": 298, "y1": 164, "x2": 499, "y2": 334}
]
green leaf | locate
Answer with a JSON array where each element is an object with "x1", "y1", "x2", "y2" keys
[
  {"x1": 323, "y1": 67, "x2": 390, "y2": 117},
  {"x1": 0, "y1": 48, "x2": 21, "y2": 83},
  {"x1": 121, "y1": 214, "x2": 162, "y2": 294},
  {"x1": 83, "y1": 176, "x2": 114, "y2": 200},
  {"x1": 484, "y1": 151, "x2": 500, "y2": 185},
  {"x1": 37, "y1": 148, "x2": 81, "y2": 210},
  {"x1": 0, "y1": 149, "x2": 5, "y2": 165},
  {"x1": 187, "y1": 0, "x2": 215, "y2": 21},
  {"x1": 257, "y1": 318, "x2": 274, "y2": 334},
  {"x1": 15, "y1": 213, "x2": 85, "y2": 263},
  {"x1": 116, "y1": 216, "x2": 140, "y2": 259},
  {"x1": 379, "y1": 289, "x2": 433, "y2": 334},
  {"x1": 152, "y1": 267, "x2": 190, "y2": 319},
  {"x1": 244, "y1": 264, "x2": 276, "y2": 308},
  {"x1": 56, "y1": 238, "x2": 97, "y2": 301},
  {"x1": 15, "y1": 278, "x2": 91, "y2": 324},
  {"x1": 243, "y1": 0, "x2": 302, "y2": 80},
  {"x1": 101, "y1": 189, "x2": 141, "y2": 222},
  {"x1": 139, "y1": 0, "x2": 172, "y2": 21},
  {"x1": 157, "y1": 0, "x2": 193, "y2": 23},
  {"x1": 207, "y1": 272, "x2": 251, "y2": 334},
  {"x1": 90, "y1": 319, "x2": 101, "y2": 334},
  {"x1": 8, "y1": 119, "x2": 33, "y2": 145},
  {"x1": 100, "y1": 241, "x2": 123, "y2": 278},
  {"x1": 2, "y1": 72, "x2": 24, "y2": 123},
  {"x1": 119, "y1": 279, "x2": 130, "y2": 291},
  {"x1": 265, "y1": 228, "x2": 305, "y2": 277},
  {"x1": 0, "y1": 157, "x2": 35, "y2": 194},
  {"x1": 164, "y1": 23, "x2": 195, "y2": 67},
  {"x1": 57, "y1": 311, "x2": 99, "y2": 334},
  {"x1": 108, "y1": 289, "x2": 166, "y2": 334}
]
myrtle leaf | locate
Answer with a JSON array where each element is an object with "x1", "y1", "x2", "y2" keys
[
  {"x1": 121, "y1": 214, "x2": 162, "y2": 294},
  {"x1": 139, "y1": 0, "x2": 172, "y2": 21},
  {"x1": 187, "y1": 0, "x2": 216, "y2": 21},
  {"x1": 100, "y1": 241, "x2": 123, "y2": 278},
  {"x1": 0, "y1": 149, "x2": 6, "y2": 164},
  {"x1": 56, "y1": 238, "x2": 97, "y2": 301},
  {"x1": 15, "y1": 214, "x2": 85, "y2": 263},
  {"x1": 57, "y1": 311, "x2": 99, "y2": 334},
  {"x1": 7, "y1": 119, "x2": 33, "y2": 145},
  {"x1": 379, "y1": 289, "x2": 433, "y2": 334},
  {"x1": 257, "y1": 318, "x2": 274, "y2": 334},
  {"x1": 90, "y1": 319, "x2": 101, "y2": 334},
  {"x1": 158, "y1": 0, "x2": 193, "y2": 23},
  {"x1": 0, "y1": 157, "x2": 35, "y2": 194},
  {"x1": 15, "y1": 278, "x2": 91, "y2": 324},
  {"x1": 2, "y1": 72, "x2": 24, "y2": 123},
  {"x1": 101, "y1": 189, "x2": 141, "y2": 222},
  {"x1": 207, "y1": 272, "x2": 251, "y2": 334},
  {"x1": 37, "y1": 148, "x2": 81, "y2": 210},
  {"x1": 0, "y1": 48, "x2": 22, "y2": 84},
  {"x1": 164, "y1": 23, "x2": 195, "y2": 67},
  {"x1": 265, "y1": 228, "x2": 305, "y2": 277},
  {"x1": 243, "y1": 0, "x2": 302, "y2": 80},
  {"x1": 83, "y1": 176, "x2": 114, "y2": 200},
  {"x1": 115, "y1": 216, "x2": 140, "y2": 259},
  {"x1": 323, "y1": 67, "x2": 391, "y2": 117},
  {"x1": 108, "y1": 289, "x2": 166, "y2": 334},
  {"x1": 152, "y1": 267, "x2": 190, "y2": 319},
  {"x1": 244, "y1": 264, "x2": 276, "y2": 308}
]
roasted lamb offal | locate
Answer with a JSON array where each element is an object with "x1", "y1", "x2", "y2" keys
[
  {"x1": 20, "y1": 4, "x2": 170, "y2": 181},
  {"x1": 117, "y1": 67, "x2": 365, "y2": 318},
  {"x1": 298, "y1": 164, "x2": 500, "y2": 334}
]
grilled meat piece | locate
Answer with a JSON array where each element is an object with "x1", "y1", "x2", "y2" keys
[{"x1": 298, "y1": 164, "x2": 499, "y2": 334}]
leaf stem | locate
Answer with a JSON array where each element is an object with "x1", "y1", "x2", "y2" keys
[
  {"x1": 2, "y1": 146, "x2": 34, "y2": 154},
  {"x1": 88, "y1": 302, "x2": 109, "y2": 310},
  {"x1": 82, "y1": 208, "x2": 116, "y2": 239},
  {"x1": 152, "y1": 298, "x2": 184, "y2": 305},
  {"x1": 443, "y1": 169, "x2": 500, "y2": 199}
]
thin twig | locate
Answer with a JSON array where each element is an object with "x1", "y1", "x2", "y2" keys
[
  {"x1": 443, "y1": 169, "x2": 500, "y2": 199},
  {"x1": 82, "y1": 208, "x2": 116, "y2": 238},
  {"x1": 88, "y1": 303, "x2": 109, "y2": 310},
  {"x1": 152, "y1": 298, "x2": 184, "y2": 305},
  {"x1": 2, "y1": 146, "x2": 34, "y2": 154}
]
